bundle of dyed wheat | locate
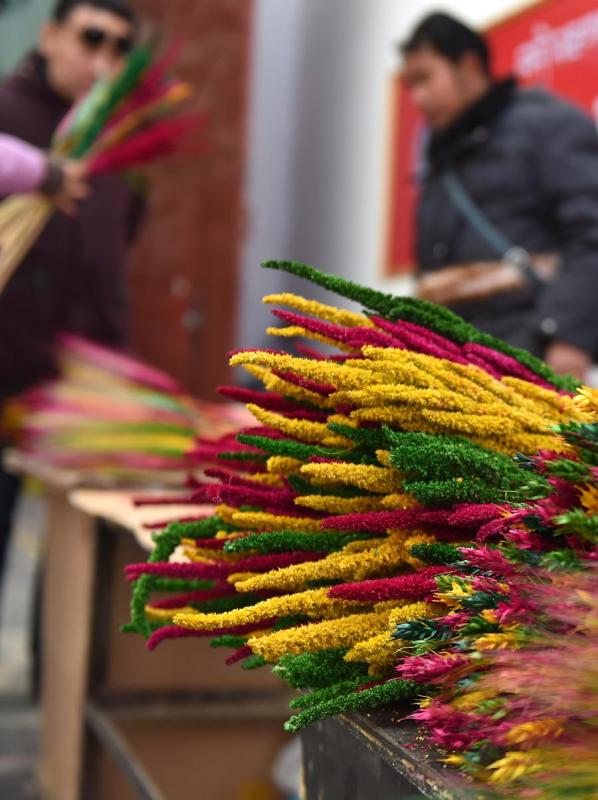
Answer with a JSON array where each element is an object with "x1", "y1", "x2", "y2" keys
[
  {"x1": 397, "y1": 403, "x2": 597, "y2": 798},
  {"x1": 0, "y1": 37, "x2": 196, "y2": 293},
  {"x1": 124, "y1": 262, "x2": 592, "y2": 795},
  {"x1": 7, "y1": 334, "x2": 245, "y2": 480}
]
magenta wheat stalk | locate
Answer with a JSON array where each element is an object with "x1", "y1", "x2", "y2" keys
[
  {"x1": 461, "y1": 353, "x2": 503, "y2": 379},
  {"x1": 397, "y1": 652, "x2": 470, "y2": 682},
  {"x1": 463, "y1": 342, "x2": 555, "y2": 389},
  {"x1": 225, "y1": 644, "x2": 253, "y2": 665},
  {"x1": 459, "y1": 546, "x2": 517, "y2": 576},
  {"x1": 125, "y1": 551, "x2": 325, "y2": 583},
  {"x1": 322, "y1": 504, "x2": 500, "y2": 533},
  {"x1": 370, "y1": 316, "x2": 469, "y2": 363},
  {"x1": 270, "y1": 308, "x2": 400, "y2": 349},
  {"x1": 147, "y1": 619, "x2": 277, "y2": 651},
  {"x1": 271, "y1": 369, "x2": 336, "y2": 396},
  {"x1": 373, "y1": 317, "x2": 464, "y2": 356},
  {"x1": 328, "y1": 566, "x2": 453, "y2": 601},
  {"x1": 217, "y1": 385, "x2": 302, "y2": 412},
  {"x1": 192, "y1": 483, "x2": 298, "y2": 510},
  {"x1": 148, "y1": 585, "x2": 235, "y2": 610},
  {"x1": 279, "y1": 408, "x2": 330, "y2": 422}
]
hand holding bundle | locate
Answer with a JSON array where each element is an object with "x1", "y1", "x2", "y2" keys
[{"x1": 0, "y1": 37, "x2": 196, "y2": 293}]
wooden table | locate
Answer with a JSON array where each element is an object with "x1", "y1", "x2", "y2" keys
[
  {"x1": 9, "y1": 452, "x2": 478, "y2": 800},
  {"x1": 7, "y1": 452, "x2": 291, "y2": 800}
]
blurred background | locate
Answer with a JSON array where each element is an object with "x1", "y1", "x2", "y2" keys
[
  {"x1": 0, "y1": 0, "x2": 538, "y2": 398},
  {"x1": 0, "y1": 0, "x2": 596, "y2": 798}
]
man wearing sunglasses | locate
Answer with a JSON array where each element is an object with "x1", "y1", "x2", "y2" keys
[
  {"x1": 40, "y1": 0, "x2": 136, "y2": 101},
  {"x1": 0, "y1": 0, "x2": 141, "y2": 616}
]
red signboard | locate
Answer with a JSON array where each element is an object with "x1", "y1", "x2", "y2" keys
[{"x1": 385, "y1": 0, "x2": 598, "y2": 275}]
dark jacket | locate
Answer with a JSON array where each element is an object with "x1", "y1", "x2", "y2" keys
[
  {"x1": 0, "y1": 53, "x2": 140, "y2": 400},
  {"x1": 417, "y1": 78, "x2": 598, "y2": 355}
]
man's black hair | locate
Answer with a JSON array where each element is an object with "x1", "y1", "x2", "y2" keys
[
  {"x1": 53, "y1": 0, "x2": 137, "y2": 25},
  {"x1": 401, "y1": 12, "x2": 490, "y2": 74}
]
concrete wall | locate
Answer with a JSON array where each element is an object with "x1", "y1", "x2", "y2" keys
[{"x1": 239, "y1": 0, "x2": 523, "y2": 346}]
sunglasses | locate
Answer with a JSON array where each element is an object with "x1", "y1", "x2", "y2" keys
[{"x1": 78, "y1": 26, "x2": 134, "y2": 56}]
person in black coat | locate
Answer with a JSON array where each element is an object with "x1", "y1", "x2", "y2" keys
[
  {"x1": 401, "y1": 12, "x2": 598, "y2": 382},
  {"x1": 0, "y1": 0, "x2": 140, "y2": 592}
]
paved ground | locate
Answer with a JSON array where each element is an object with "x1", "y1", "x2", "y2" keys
[
  {"x1": 0, "y1": 490, "x2": 44, "y2": 799},
  {"x1": 0, "y1": 700, "x2": 41, "y2": 799}
]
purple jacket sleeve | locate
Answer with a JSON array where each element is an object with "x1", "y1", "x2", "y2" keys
[{"x1": 0, "y1": 133, "x2": 47, "y2": 194}]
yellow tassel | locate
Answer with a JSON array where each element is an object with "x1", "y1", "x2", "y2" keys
[
  {"x1": 580, "y1": 484, "x2": 598, "y2": 514},
  {"x1": 146, "y1": 604, "x2": 195, "y2": 623},
  {"x1": 266, "y1": 325, "x2": 358, "y2": 353},
  {"x1": 331, "y1": 385, "x2": 482, "y2": 413},
  {"x1": 402, "y1": 532, "x2": 437, "y2": 567},
  {"x1": 344, "y1": 632, "x2": 399, "y2": 676},
  {"x1": 245, "y1": 472, "x2": 286, "y2": 487},
  {"x1": 173, "y1": 587, "x2": 361, "y2": 630},
  {"x1": 388, "y1": 601, "x2": 444, "y2": 627},
  {"x1": 214, "y1": 504, "x2": 242, "y2": 525},
  {"x1": 474, "y1": 631, "x2": 520, "y2": 650},
  {"x1": 184, "y1": 546, "x2": 245, "y2": 563},
  {"x1": 214, "y1": 531, "x2": 238, "y2": 541},
  {"x1": 262, "y1": 292, "x2": 372, "y2": 328},
  {"x1": 260, "y1": 372, "x2": 337, "y2": 408},
  {"x1": 246, "y1": 403, "x2": 350, "y2": 447},
  {"x1": 235, "y1": 535, "x2": 408, "y2": 593},
  {"x1": 294, "y1": 494, "x2": 384, "y2": 513},
  {"x1": 227, "y1": 571, "x2": 257, "y2": 584},
  {"x1": 238, "y1": 363, "x2": 272, "y2": 385},
  {"x1": 300, "y1": 462, "x2": 403, "y2": 494},
  {"x1": 504, "y1": 377, "x2": 585, "y2": 420},
  {"x1": 230, "y1": 510, "x2": 322, "y2": 532},
  {"x1": 488, "y1": 750, "x2": 542, "y2": 783},
  {"x1": 380, "y1": 493, "x2": 420, "y2": 509},
  {"x1": 248, "y1": 610, "x2": 392, "y2": 661},
  {"x1": 360, "y1": 348, "x2": 448, "y2": 390},
  {"x1": 452, "y1": 689, "x2": 497, "y2": 712},
  {"x1": 574, "y1": 385, "x2": 598, "y2": 417},
  {"x1": 266, "y1": 456, "x2": 304, "y2": 476},
  {"x1": 375, "y1": 450, "x2": 392, "y2": 467},
  {"x1": 504, "y1": 719, "x2": 563, "y2": 746},
  {"x1": 229, "y1": 351, "x2": 376, "y2": 391}
]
